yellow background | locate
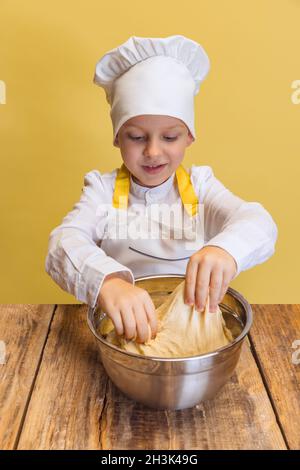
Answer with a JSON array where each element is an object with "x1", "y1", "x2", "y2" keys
[{"x1": 0, "y1": 0, "x2": 299, "y2": 304}]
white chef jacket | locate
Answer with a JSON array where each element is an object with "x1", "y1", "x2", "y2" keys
[{"x1": 45, "y1": 165, "x2": 278, "y2": 309}]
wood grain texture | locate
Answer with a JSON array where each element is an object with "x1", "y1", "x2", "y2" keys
[
  {"x1": 17, "y1": 305, "x2": 107, "y2": 450},
  {"x1": 4, "y1": 303, "x2": 297, "y2": 450},
  {"x1": 99, "y1": 340, "x2": 286, "y2": 450},
  {"x1": 250, "y1": 305, "x2": 300, "y2": 450},
  {"x1": 0, "y1": 304, "x2": 55, "y2": 450}
]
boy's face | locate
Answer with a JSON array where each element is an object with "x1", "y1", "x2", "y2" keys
[{"x1": 115, "y1": 115, "x2": 194, "y2": 187}]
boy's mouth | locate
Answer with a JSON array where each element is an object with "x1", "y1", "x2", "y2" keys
[{"x1": 142, "y1": 163, "x2": 167, "y2": 174}]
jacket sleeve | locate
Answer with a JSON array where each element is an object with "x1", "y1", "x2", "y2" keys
[
  {"x1": 45, "y1": 170, "x2": 135, "y2": 308},
  {"x1": 193, "y1": 165, "x2": 278, "y2": 278}
]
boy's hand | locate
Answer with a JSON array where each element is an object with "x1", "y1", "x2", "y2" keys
[
  {"x1": 97, "y1": 274, "x2": 158, "y2": 343},
  {"x1": 184, "y1": 246, "x2": 237, "y2": 313}
]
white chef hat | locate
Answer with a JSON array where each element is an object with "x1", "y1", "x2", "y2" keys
[{"x1": 93, "y1": 35, "x2": 210, "y2": 147}]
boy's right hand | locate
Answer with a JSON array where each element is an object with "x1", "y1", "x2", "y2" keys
[{"x1": 97, "y1": 274, "x2": 158, "y2": 344}]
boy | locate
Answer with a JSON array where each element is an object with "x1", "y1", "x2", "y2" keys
[{"x1": 45, "y1": 35, "x2": 278, "y2": 345}]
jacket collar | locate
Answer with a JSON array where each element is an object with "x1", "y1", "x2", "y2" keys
[{"x1": 130, "y1": 172, "x2": 176, "y2": 202}]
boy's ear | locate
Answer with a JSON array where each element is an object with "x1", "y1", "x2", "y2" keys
[
  {"x1": 186, "y1": 132, "x2": 194, "y2": 147},
  {"x1": 114, "y1": 134, "x2": 120, "y2": 147}
]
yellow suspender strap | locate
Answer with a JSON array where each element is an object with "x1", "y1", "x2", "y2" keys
[
  {"x1": 112, "y1": 163, "x2": 198, "y2": 216},
  {"x1": 112, "y1": 163, "x2": 130, "y2": 209},
  {"x1": 175, "y1": 164, "x2": 198, "y2": 217}
]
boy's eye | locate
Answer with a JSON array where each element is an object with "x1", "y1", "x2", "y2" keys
[{"x1": 128, "y1": 135, "x2": 177, "y2": 141}]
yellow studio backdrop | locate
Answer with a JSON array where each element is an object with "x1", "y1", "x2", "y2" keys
[{"x1": 0, "y1": 0, "x2": 299, "y2": 304}]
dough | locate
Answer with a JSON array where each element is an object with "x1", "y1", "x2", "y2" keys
[{"x1": 99, "y1": 280, "x2": 233, "y2": 358}]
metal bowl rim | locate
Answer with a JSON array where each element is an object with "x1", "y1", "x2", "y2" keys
[{"x1": 87, "y1": 273, "x2": 253, "y2": 362}]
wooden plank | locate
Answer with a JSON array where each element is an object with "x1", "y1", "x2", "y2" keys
[
  {"x1": 17, "y1": 305, "x2": 108, "y2": 450},
  {"x1": 0, "y1": 304, "x2": 55, "y2": 450},
  {"x1": 99, "y1": 340, "x2": 286, "y2": 450},
  {"x1": 249, "y1": 305, "x2": 300, "y2": 450}
]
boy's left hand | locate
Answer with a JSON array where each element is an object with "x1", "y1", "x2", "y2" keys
[{"x1": 184, "y1": 246, "x2": 237, "y2": 313}]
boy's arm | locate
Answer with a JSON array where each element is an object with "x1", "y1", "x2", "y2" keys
[
  {"x1": 45, "y1": 170, "x2": 134, "y2": 308},
  {"x1": 194, "y1": 166, "x2": 278, "y2": 278}
]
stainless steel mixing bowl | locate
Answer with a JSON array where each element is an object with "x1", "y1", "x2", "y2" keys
[{"x1": 87, "y1": 274, "x2": 253, "y2": 410}]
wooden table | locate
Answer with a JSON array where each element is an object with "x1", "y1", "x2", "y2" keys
[{"x1": 0, "y1": 304, "x2": 299, "y2": 450}]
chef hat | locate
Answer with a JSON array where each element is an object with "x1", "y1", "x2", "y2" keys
[{"x1": 93, "y1": 35, "x2": 210, "y2": 147}]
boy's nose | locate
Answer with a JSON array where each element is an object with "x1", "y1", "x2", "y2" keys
[{"x1": 143, "y1": 139, "x2": 161, "y2": 158}]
